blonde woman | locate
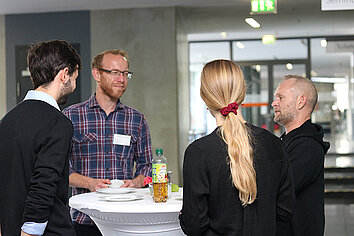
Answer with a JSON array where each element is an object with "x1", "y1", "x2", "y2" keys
[{"x1": 179, "y1": 60, "x2": 295, "y2": 235}]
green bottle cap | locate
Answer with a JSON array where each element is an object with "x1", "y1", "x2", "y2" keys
[{"x1": 155, "y1": 148, "x2": 163, "y2": 155}]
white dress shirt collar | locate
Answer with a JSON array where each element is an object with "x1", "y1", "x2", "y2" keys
[{"x1": 23, "y1": 90, "x2": 60, "y2": 111}]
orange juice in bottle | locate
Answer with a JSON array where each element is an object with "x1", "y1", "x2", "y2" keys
[{"x1": 152, "y1": 148, "x2": 168, "y2": 203}]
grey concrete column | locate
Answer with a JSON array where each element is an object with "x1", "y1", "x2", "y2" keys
[
  {"x1": 0, "y1": 15, "x2": 6, "y2": 118},
  {"x1": 176, "y1": 9, "x2": 190, "y2": 185},
  {"x1": 91, "y1": 7, "x2": 187, "y2": 185}
]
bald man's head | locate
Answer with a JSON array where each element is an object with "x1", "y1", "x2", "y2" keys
[{"x1": 284, "y1": 75, "x2": 318, "y2": 113}]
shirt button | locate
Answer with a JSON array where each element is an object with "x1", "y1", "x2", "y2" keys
[
  {"x1": 106, "y1": 168, "x2": 110, "y2": 171},
  {"x1": 105, "y1": 151, "x2": 109, "y2": 154}
]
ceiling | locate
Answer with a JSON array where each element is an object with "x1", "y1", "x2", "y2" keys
[
  {"x1": 0, "y1": 0, "x2": 245, "y2": 15},
  {"x1": 1, "y1": 0, "x2": 353, "y2": 80},
  {"x1": 1, "y1": 0, "x2": 352, "y2": 39},
  {"x1": 0, "y1": 0, "x2": 318, "y2": 15}
]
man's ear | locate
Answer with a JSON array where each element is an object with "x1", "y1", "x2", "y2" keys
[
  {"x1": 92, "y1": 68, "x2": 100, "y2": 83},
  {"x1": 297, "y1": 95, "x2": 306, "y2": 110},
  {"x1": 60, "y1": 67, "x2": 70, "y2": 84}
]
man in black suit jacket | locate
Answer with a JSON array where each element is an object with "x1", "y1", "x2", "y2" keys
[{"x1": 0, "y1": 40, "x2": 81, "y2": 236}]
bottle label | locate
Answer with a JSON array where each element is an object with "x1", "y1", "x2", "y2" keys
[{"x1": 152, "y1": 163, "x2": 167, "y2": 183}]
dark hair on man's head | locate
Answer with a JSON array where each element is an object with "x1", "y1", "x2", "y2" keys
[{"x1": 27, "y1": 40, "x2": 82, "y2": 89}]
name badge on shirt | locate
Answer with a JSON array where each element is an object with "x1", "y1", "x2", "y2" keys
[{"x1": 113, "y1": 134, "x2": 131, "y2": 146}]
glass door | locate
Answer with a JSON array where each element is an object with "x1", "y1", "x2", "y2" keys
[
  {"x1": 240, "y1": 62, "x2": 307, "y2": 136},
  {"x1": 239, "y1": 64, "x2": 271, "y2": 131},
  {"x1": 188, "y1": 38, "x2": 310, "y2": 141}
]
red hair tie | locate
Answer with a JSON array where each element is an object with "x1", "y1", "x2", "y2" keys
[{"x1": 220, "y1": 102, "x2": 239, "y2": 116}]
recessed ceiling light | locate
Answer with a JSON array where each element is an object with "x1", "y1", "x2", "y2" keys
[
  {"x1": 320, "y1": 40, "x2": 327, "y2": 48},
  {"x1": 236, "y1": 42, "x2": 245, "y2": 49},
  {"x1": 262, "y1": 35, "x2": 276, "y2": 45},
  {"x1": 286, "y1": 63, "x2": 293, "y2": 70},
  {"x1": 245, "y1": 18, "x2": 260, "y2": 29},
  {"x1": 220, "y1": 32, "x2": 228, "y2": 38},
  {"x1": 255, "y1": 65, "x2": 261, "y2": 72}
]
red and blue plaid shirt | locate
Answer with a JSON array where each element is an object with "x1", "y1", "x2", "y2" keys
[{"x1": 63, "y1": 94, "x2": 153, "y2": 225}]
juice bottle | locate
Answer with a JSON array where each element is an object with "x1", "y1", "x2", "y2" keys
[{"x1": 152, "y1": 148, "x2": 168, "y2": 202}]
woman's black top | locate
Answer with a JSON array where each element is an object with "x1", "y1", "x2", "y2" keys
[{"x1": 179, "y1": 125, "x2": 295, "y2": 236}]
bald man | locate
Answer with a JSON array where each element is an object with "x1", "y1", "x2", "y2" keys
[{"x1": 272, "y1": 75, "x2": 330, "y2": 236}]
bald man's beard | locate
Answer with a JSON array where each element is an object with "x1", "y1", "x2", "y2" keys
[{"x1": 274, "y1": 111, "x2": 296, "y2": 126}]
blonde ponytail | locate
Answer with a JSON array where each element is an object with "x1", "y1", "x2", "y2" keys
[
  {"x1": 200, "y1": 59, "x2": 257, "y2": 206},
  {"x1": 221, "y1": 113, "x2": 256, "y2": 206}
]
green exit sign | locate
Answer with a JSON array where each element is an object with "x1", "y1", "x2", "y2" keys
[{"x1": 251, "y1": 0, "x2": 277, "y2": 14}]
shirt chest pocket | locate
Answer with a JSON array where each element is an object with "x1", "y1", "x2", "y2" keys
[{"x1": 72, "y1": 133, "x2": 98, "y2": 158}]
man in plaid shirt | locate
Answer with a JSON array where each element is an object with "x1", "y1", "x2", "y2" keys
[{"x1": 63, "y1": 49, "x2": 153, "y2": 236}]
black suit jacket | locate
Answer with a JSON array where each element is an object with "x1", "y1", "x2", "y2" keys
[{"x1": 0, "y1": 100, "x2": 75, "y2": 236}]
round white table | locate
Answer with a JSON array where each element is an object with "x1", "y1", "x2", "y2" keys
[{"x1": 69, "y1": 188, "x2": 184, "y2": 236}]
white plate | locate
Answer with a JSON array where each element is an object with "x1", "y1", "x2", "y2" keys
[
  {"x1": 96, "y1": 188, "x2": 135, "y2": 194},
  {"x1": 102, "y1": 194, "x2": 144, "y2": 202}
]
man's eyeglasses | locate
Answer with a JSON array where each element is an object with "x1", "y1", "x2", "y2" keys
[{"x1": 98, "y1": 68, "x2": 133, "y2": 79}]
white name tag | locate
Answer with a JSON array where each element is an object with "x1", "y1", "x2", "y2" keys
[{"x1": 113, "y1": 134, "x2": 131, "y2": 146}]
